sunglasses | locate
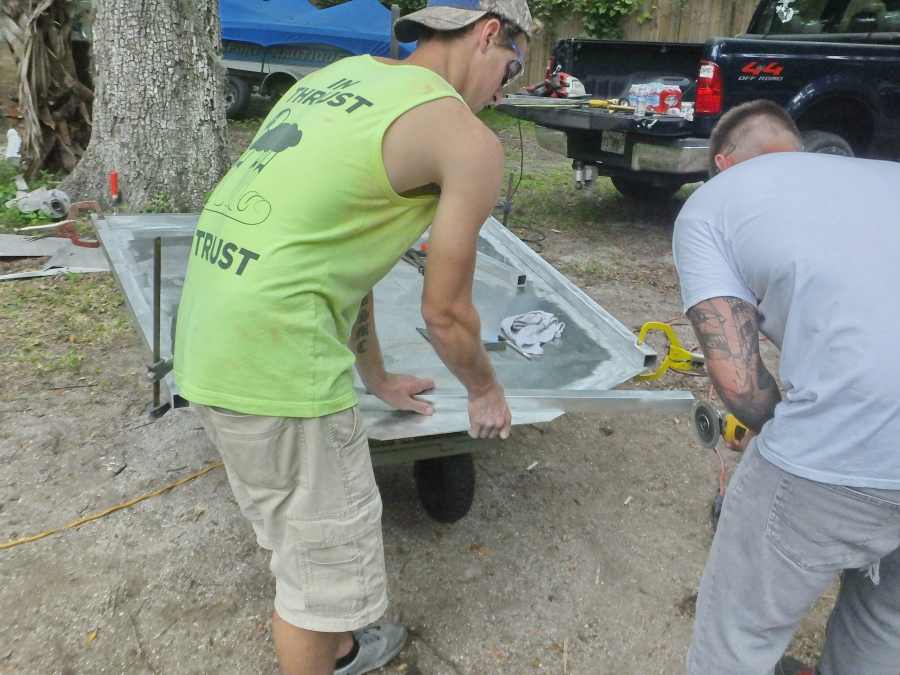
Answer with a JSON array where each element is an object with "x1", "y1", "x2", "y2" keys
[{"x1": 502, "y1": 40, "x2": 524, "y2": 86}]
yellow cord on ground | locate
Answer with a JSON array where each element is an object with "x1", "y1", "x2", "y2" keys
[{"x1": 0, "y1": 461, "x2": 224, "y2": 551}]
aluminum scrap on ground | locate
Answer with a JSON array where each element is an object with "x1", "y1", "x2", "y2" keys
[{"x1": 0, "y1": 234, "x2": 110, "y2": 281}]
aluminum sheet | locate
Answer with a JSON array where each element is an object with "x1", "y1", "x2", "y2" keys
[{"x1": 95, "y1": 214, "x2": 688, "y2": 440}]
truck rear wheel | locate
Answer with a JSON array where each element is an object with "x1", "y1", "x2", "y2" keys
[
  {"x1": 611, "y1": 176, "x2": 683, "y2": 203},
  {"x1": 801, "y1": 130, "x2": 854, "y2": 157}
]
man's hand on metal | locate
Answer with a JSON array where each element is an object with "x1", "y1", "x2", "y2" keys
[
  {"x1": 467, "y1": 382, "x2": 512, "y2": 440},
  {"x1": 370, "y1": 373, "x2": 435, "y2": 416}
]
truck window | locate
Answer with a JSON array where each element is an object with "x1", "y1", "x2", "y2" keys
[
  {"x1": 875, "y1": 0, "x2": 900, "y2": 29},
  {"x1": 750, "y1": 0, "x2": 867, "y2": 35}
]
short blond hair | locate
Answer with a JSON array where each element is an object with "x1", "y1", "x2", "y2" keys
[{"x1": 708, "y1": 100, "x2": 800, "y2": 176}]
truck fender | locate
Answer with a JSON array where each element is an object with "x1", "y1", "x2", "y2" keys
[{"x1": 785, "y1": 74, "x2": 879, "y2": 121}]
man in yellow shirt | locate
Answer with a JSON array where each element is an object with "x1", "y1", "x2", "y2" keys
[{"x1": 174, "y1": 1, "x2": 534, "y2": 673}]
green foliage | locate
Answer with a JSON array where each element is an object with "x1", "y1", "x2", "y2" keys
[
  {"x1": 316, "y1": 0, "x2": 425, "y2": 13},
  {"x1": 374, "y1": 0, "x2": 425, "y2": 15},
  {"x1": 142, "y1": 193, "x2": 175, "y2": 214},
  {"x1": 532, "y1": 0, "x2": 649, "y2": 38}
]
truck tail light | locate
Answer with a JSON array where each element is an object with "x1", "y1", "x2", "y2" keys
[{"x1": 695, "y1": 60, "x2": 723, "y2": 115}]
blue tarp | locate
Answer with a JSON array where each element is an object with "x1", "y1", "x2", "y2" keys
[{"x1": 220, "y1": 0, "x2": 414, "y2": 57}]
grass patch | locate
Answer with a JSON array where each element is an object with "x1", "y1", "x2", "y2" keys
[
  {"x1": 0, "y1": 273, "x2": 131, "y2": 386},
  {"x1": 479, "y1": 107, "x2": 532, "y2": 132},
  {"x1": 228, "y1": 116, "x2": 264, "y2": 134}
]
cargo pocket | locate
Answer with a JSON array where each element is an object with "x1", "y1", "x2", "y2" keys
[
  {"x1": 766, "y1": 474, "x2": 900, "y2": 572},
  {"x1": 290, "y1": 495, "x2": 383, "y2": 618},
  {"x1": 326, "y1": 407, "x2": 377, "y2": 504},
  {"x1": 206, "y1": 407, "x2": 298, "y2": 490}
]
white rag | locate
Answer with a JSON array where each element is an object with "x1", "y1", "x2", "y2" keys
[{"x1": 500, "y1": 310, "x2": 565, "y2": 356}]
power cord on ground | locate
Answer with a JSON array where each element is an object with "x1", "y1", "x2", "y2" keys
[
  {"x1": 0, "y1": 461, "x2": 224, "y2": 551},
  {"x1": 501, "y1": 119, "x2": 546, "y2": 253}
]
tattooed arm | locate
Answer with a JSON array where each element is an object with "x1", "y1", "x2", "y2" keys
[
  {"x1": 349, "y1": 291, "x2": 384, "y2": 388},
  {"x1": 687, "y1": 296, "x2": 780, "y2": 433},
  {"x1": 350, "y1": 290, "x2": 434, "y2": 415}
]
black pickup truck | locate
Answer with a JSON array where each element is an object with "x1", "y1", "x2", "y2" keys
[{"x1": 499, "y1": 0, "x2": 900, "y2": 201}]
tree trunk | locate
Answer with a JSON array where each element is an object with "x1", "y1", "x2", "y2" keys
[
  {"x1": 0, "y1": 0, "x2": 93, "y2": 176},
  {"x1": 62, "y1": 0, "x2": 229, "y2": 212}
]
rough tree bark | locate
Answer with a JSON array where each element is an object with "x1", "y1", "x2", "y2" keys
[
  {"x1": 62, "y1": 0, "x2": 229, "y2": 211},
  {"x1": 0, "y1": 0, "x2": 93, "y2": 176}
]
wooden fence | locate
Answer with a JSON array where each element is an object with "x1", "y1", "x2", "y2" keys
[{"x1": 520, "y1": 0, "x2": 758, "y2": 85}]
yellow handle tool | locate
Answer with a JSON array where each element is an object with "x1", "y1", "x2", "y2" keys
[
  {"x1": 635, "y1": 321, "x2": 705, "y2": 381},
  {"x1": 588, "y1": 99, "x2": 633, "y2": 110},
  {"x1": 691, "y1": 400, "x2": 750, "y2": 448},
  {"x1": 722, "y1": 413, "x2": 749, "y2": 446}
]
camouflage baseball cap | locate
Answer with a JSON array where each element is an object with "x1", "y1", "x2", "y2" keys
[{"x1": 394, "y1": 0, "x2": 535, "y2": 43}]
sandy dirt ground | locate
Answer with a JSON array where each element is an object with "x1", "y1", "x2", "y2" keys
[{"x1": 0, "y1": 47, "x2": 833, "y2": 674}]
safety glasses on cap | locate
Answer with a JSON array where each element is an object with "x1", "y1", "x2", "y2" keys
[{"x1": 502, "y1": 40, "x2": 524, "y2": 86}]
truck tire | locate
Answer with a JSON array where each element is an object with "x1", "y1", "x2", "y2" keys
[
  {"x1": 611, "y1": 176, "x2": 683, "y2": 203},
  {"x1": 414, "y1": 453, "x2": 475, "y2": 523},
  {"x1": 225, "y1": 75, "x2": 250, "y2": 118},
  {"x1": 801, "y1": 130, "x2": 854, "y2": 157}
]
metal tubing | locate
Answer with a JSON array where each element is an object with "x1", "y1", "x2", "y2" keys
[
  {"x1": 360, "y1": 388, "x2": 696, "y2": 415},
  {"x1": 152, "y1": 237, "x2": 161, "y2": 409}
]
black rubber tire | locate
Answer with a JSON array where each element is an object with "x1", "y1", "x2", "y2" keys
[
  {"x1": 414, "y1": 453, "x2": 475, "y2": 523},
  {"x1": 801, "y1": 130, "x2": 854, "y2": 157},
  {"x1": 225, "y1": 75, "x2": 250, "y2": 118},
  {"x1": 611, "y1": 175, "x2": 683, "y2": 203}
]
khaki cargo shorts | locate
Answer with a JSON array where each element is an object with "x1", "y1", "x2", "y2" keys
[{"x1": 194, "y1": 404, "x2": 388, "y2": 632}]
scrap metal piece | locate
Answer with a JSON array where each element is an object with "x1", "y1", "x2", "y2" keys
[
  {"x1": 0, "y1": 234, "x2": 71, "y2": 257},
  {"x1": 417, "y1": 327, "x2": 507, "y2": 352},
  {"x1": 4, "y1": 187, "x2": 71, "y2": 219}
]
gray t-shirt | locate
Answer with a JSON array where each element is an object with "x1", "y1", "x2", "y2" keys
[{"x1": 673, "y1": 152, "x2": 900, "y2": 489}]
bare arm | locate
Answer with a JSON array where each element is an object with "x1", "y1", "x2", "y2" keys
[
  {"x1": 382, "y1": 98, "x2": 511, "y2": 438},
  {"x1": 687, "y1": 296, "x2": 780, "y2": 433},
  {"x1": 349, "y1": 291, "x2": 385, "y2": 388},
  {"x1": 420, "y1": 133, "x2": 503, "y2": 397},
  {"x1": 349, "y1": 290, "x2": 434, "y2": 415}
]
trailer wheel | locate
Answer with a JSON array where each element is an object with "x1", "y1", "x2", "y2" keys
[
  {"x1": 225, "y1": 75, "x2": 250, "y2": 118},
  {"x1": 414, "y1": 453, "x2": 475, "y2": 523},
  {"x1": 611, "y1": 176, "x2": 683, "y2": 203},
  {"x1": 801, "y1": 130, "x2": 854, "y2": 157}
]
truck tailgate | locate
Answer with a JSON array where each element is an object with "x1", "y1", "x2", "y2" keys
[{"x1": 495, "y1": 100, "x2": 693, "y2": 136}]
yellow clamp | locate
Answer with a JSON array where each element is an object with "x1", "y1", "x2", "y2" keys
[{"x1": 635, "y1": 321, "x2": 705, "y2": 381}]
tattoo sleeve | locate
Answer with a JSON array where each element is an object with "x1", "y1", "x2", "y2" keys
[
  {"x1": 687, "y1": 296, "x2": 780, "y2": 433},
  {"x1": 353, "y1": 294, "x2": 370, "y2": 355}
]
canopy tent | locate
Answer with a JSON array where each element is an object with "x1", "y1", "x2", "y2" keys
[{"x1": 220, "y1": 0, "x2": 414, "y2": 56}]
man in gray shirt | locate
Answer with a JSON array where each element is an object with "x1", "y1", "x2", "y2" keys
[{"x1": 673, "y1": 99, "x2": 900, "y2": 675}]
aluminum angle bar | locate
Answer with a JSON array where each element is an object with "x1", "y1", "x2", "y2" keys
[{"x1": 359, "y1": 388, "x2": 695, "y2": 415}]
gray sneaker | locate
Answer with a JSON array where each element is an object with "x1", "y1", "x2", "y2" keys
[{"x1": 334, "y1": 623, "x2": 407, "y2": 675}]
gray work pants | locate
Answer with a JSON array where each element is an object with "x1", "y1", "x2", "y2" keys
[{"x1": 687, "y1": 442, "x2": 900, "y2": 675}]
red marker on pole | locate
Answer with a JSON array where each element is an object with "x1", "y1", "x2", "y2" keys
[{"x1": 109, "y1": 170, "x2": 120, "y2": 204}]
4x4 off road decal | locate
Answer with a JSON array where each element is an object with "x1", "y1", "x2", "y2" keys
[{"x1": 739, "y1": 61, "x2": 785, "y2": 82}]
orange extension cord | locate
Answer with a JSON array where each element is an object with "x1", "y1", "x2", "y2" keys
[{"x1": 0, "y1": 461, "x2": 224, "y2": 551}]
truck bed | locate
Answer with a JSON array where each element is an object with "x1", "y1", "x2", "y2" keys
[{"x1": 551, "y1": 38, "x2": 704, "y2": 102}]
